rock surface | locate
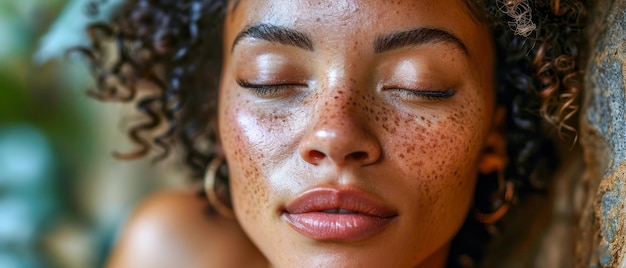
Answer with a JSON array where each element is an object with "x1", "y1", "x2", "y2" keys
[{"x1": 578, "y1": 0, "x2": 626, "y2": 266}]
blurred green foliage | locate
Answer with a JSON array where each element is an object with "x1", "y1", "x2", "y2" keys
[
  {"x1": 0, "y1": 0, "x2": 94, "y2": 155},
  {"x1": 0, "y1": 0, "x2": 104, "y2": 267}
]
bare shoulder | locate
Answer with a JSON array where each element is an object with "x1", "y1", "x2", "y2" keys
[{"x1": 106, "y1": 190, "x2": 266, "y2": 268}]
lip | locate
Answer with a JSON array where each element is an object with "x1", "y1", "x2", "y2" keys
[{"x1": 282, "y1": 188, "x2": 397, "y2": 242}]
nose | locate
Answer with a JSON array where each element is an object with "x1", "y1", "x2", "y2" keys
[{"x1": 298, "y1": 89, "x2": 382, "y2": 167}]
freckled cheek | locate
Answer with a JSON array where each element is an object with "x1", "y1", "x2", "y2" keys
[
  {"x1": 220, "y1": 100, "x2": 301, "y2": 222},
  {"x1": 394, "y1": 114, "x2": 483, "y2": 177},
  {"x1": 391, "y1": 112, "x2": 484, "y2": 221},
  {"x1": 220, "y1": 106, "x2": 275, "y2": 221}
]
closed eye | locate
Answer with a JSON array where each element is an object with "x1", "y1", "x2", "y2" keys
[
  {"x1": 236, "y1": 79, "x2": 304, "y2": 98},
  {"x1": 387, "y1": 88, "x2": 456, "y2": 101}
]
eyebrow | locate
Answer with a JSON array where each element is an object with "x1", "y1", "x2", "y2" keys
[
  {"x1": 374, "y1": 28, "x2": 469, "y2": 56},
  {"x1": 232, "y1": 23, "x2": 314, "y2": 52}
]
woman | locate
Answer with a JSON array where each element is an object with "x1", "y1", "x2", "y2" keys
[{"x1": 80, "y1": 0, "x2": 586, "y2": 267}]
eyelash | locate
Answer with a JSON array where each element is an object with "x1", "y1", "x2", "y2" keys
[
  {"x1": 236, "y1": 79, "x2": 296, "y2": 97},
  {"x1": 388, "y1": 88, "x2": 456, "y2": 101}
]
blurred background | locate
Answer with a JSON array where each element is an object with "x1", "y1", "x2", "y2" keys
[{"x1": 0, "y1": 1, "x2": 183, "y2": 267}]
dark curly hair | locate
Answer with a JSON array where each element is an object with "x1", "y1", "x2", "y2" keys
[{"x1": 77, "y1": 0, "x2": 587, "y2": 266}]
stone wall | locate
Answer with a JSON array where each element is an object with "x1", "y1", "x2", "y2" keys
[{"x1": 578, "y1": 0, "x2": 626, "y2": 266}]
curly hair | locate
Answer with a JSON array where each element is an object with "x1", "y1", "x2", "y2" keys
[{"x1": 77, "y1": 0, "x2": 587, "y2": 266}]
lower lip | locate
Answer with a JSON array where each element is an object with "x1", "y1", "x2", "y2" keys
[{"x1": 282, "y1": 212, "x2": 394, "y2": 242}]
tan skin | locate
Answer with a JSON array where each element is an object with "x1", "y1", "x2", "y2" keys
[{"x1": 107, "y1": 0, "x2": 506, "y2": 267}]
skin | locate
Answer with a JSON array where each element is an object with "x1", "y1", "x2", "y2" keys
[
  {"x1": 108, "y1": 1, "x2": 506, "y2": 267},
  {"x1": 219, "y1": 0, "x2": 503, "y2": 267}
]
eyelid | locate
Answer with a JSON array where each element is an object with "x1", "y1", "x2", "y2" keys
[
  {"x1": 385, "y1": 87, "x2": 456, "y2": 101},
  {"x1": 236, "y1": 79, "x2": 306, "y2": 88},
  {"x1": 236, "y1": 79, "x2": 305, "y2": 98}
]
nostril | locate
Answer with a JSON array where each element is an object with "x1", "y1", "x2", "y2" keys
[
  {"x1": 350, "y1": 151, "x2": 369, "y2": 161},
  {"x1": 308, "y1": 150, "x2": 326, "y2": 161}
]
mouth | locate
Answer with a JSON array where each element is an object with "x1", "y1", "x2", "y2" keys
[
  {"x1": 281, "y1": 188, "x2": 398, "y2": 242},
  {"x1": 319, "y1": 209, "x2": 359, "y2": 214}
]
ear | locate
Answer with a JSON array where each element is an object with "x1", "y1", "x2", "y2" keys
[{"x1": 478, "y1": 106, "x2": 507, "y2": 174}]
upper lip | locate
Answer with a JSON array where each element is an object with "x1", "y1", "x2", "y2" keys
[{"x1": 283, "y1": 187, "x2": 397, "y2": 218}]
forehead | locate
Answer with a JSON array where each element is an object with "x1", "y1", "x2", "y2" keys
[
  {"x1": 224, "y1": 0, "x2": 490, "y2": 57},
  {"x1": 227, "y1": 0, "x2": 477, "y2": 20}
]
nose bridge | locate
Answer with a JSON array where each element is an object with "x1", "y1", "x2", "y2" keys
[
  {"x1": 314, "y1": 64, "x2": 365, "y2": 140},
  {"x1": 299, "y1": 66, "x2": 381, "y2": 167},
  {"x1": 318, "y1": 84, "x2": 356, "y2": 126},
  {"x1": 316, "y1": 60, "x2": 364, "y2": 125}
]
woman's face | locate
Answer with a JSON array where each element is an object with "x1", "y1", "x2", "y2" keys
[{"x1": 218, "y1": 0, "x2": 500, "y2": 266}]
